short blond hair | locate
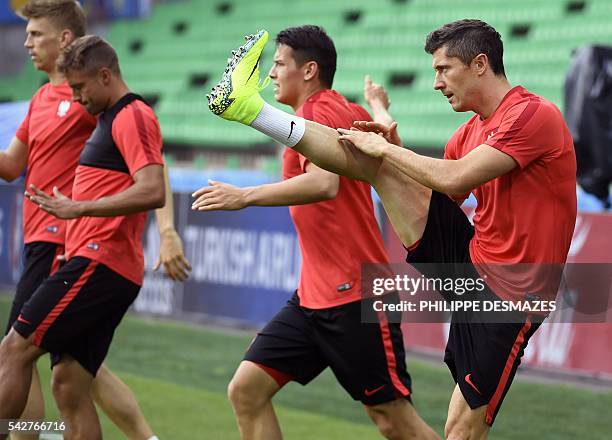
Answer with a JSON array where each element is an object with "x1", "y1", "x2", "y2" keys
[{"x1": 21, "y1": 0, "x2": 86, "y2": 38}]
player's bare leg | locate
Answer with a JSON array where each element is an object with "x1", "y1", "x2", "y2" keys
[
  {"x1": 228, "y1": 361, "x2": 282, "y2": 440},
  {"x1": 0, "y1": 331, "x2": 45, "y2": 437},
  {"x1": 91, "y1": 364, "x2": 154, "y2": 440},
  {"x1": 294, "y1": 122, "x2": 431, "y2": 247},
  {"x1": 365, "y1": 398, "x2": 441, "y2": 440},
  {"x1": 11, "y1": 364, "x2": 45, "y2": 440},
  {"x1": 207, "y1": 31, "x2": 431, "y2": 248},
  {"x1": 51, "y1": 356, "x2": 101, "y2": 440},
  {"x1": 445, "y1": 385, "x2": 489, "y2": 440}
]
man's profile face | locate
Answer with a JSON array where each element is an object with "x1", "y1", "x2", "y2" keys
[
  {"x1": 269, "y1": 44, "x2": 306, "y2": 107},
  {"x1": 66, "y1": 68, "x2": 107, "y2": 115},
  {"x1": 24, "y1": 17, "x2": 63, "y2": 73},
  {"x1": 431, "y1": 45, "x2": 478, "y2": 113}
]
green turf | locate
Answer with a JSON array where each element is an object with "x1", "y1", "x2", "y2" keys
[{"x1": 1, "y1": 294, "x2": 611, "y2": 439}]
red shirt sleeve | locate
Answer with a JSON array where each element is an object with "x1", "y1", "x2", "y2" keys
[
  {"x1": 349, "y1": 102, "x2": 373, "y2": 123},
  {"x1": 15, "y1": 101, "x2": 33, "y2": 145},
  {"x1": 485, "y1": 98, "x2": 552, "y2": 169},
  {"x1": 443, "y1": 130, "x2": 459, "y2": 160},
  {"x1": 111, "y1": 101, "x2": 163, "y2": 175}
]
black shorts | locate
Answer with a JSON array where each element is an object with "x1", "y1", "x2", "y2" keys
[
  {"x1": 5, "y1": 242, "x2": 64, "y2": 335},
  {"x1": 12, "y1": 256, "x2": 140, "y2": 376},
  {"x1": 245, "y1": 293, "x2": 412, "y2": 406},
  {"x1": 407, "y1": 190, "x2": 540, "y2": 425}
]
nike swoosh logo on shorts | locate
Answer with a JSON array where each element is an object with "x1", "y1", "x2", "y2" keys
[
  {"x1": 465, "y1": 373, "x2": 482, "y2": 395},
  {"x1": 17, "y1": 315, "x2": 32, "y2": 325},
  {"x1": 364, "y1": 384, "x2": 386, "y2": 397}
]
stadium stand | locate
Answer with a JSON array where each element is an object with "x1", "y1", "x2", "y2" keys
[{"x1": 1, "y1": 0, "x2": 611, "y2": 152}]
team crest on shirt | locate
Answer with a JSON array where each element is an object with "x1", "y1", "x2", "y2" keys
[
  {"x1": 46, "y1": 225, "x2": 59, "y2": 234},
  {"x1": 87, "y1": 242, "x2": 100, "y2": 251},
  {"x1": 57, "y1": 100, "x2": 71, "y2": 117}
]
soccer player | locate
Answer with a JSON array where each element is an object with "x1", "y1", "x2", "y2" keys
[
  {"x1": 0, "y1": 2, "x2": 189, "y2": 439},
  {"x1": 0, "y1": 35, "x2": 166, "y2": 440},
  {"x1": 194, "y1": 26, "x2": 439, "y2": 440},
  {"x1": 206, "y1": 20, "x2": 577, "y2": 439}
]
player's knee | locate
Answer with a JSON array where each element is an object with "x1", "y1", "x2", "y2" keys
[
  {"x1": 227, "y1": 376, "x2": 249, "y2": 407},
  {"x1": 52, "y1": 367, "x2": 83, "y2": 409},
  {"x1": 0, "y1": 331, "x2": 37, "y2": 365},
  {"x1": 377, "y1": 419, "x2": 402, "y2": 440},
  {"x1": 366, "y1": 404, "x2": 402, "y2": 440},
  {"x1": 228, "y1": 376, "x2": 264, "y2": 412}
]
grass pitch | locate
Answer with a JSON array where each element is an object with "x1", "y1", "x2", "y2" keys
[{"x1": 1, "y1": 295, "x2": 610, "y2": 439}]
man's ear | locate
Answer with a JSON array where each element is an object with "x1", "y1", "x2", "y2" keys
[
  {"x1": 59, "y1": 29, "x2": 74, "y2": 50},
  {"x1": 98, "y1": 67, "x2": 112, "y2": 85},
  {"x1": 472, "y1": 53, "x2": 488, "y2": 76},
  {"x1": 303, "y1": 61, "x2": 319, "y2": 81}
]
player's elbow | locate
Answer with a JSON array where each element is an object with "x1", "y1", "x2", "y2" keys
[
  {"x1": 319, "y1": 176, "x2": 339, "y2": 200},
  {"x1": 439, "y1": 167, "x2": 472, "y2": 196},
  {"x1": 152, "y1": 188, "x2": 166, "y2": 210},
  {"x1": 145, "y1": 184, "x2": 165, "y2": 210},
  {"x1": 443, "y1": 180, "x2": 471, "y2": 197},
  {"x1": 0, "y1": 165, "x2": 21, "y2": 182},
  {"x1": 1, "y1": 171, "x2": 20, "y2": 182}
]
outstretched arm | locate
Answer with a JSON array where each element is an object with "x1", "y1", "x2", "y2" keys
[
  {"x1": 337, "y1": 129, "x2": 517, "y2": 195},
  {"x1": 191, "y1": 161, "x2": 339, "y2": 211}
]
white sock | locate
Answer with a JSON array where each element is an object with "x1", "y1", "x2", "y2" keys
[
  {"x1": 147, "y1": 436, "x2": 159, "y2": 440},
  {"x1": 251, "y1": 102, "x2": 306, "y2": 147}
]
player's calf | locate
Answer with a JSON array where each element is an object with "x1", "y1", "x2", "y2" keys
[{"x1": 52, "y1": 357, "x2": 101, "y2": 440}]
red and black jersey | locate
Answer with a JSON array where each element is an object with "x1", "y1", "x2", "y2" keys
[
  {"x1": 65, "y1": 93, "x2": 164, "y2": 286},
  {"x1": 16, "y1": 81, "x2": 97, "y2": 245}
]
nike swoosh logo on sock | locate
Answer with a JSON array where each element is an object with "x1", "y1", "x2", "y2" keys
[{"x1": 288, "y1": 121, "x2": 296, "y2": 140}]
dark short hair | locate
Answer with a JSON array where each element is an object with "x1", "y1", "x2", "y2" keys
[
  {"x1": 21, "y1": 0, "x2": 86, "y2": 38},
  {"x1": 57, "y1": 35, "x2": 120, "y2": 76},
  {"x1": 424, "y1": 19, "x2": 505, "y2": 76},
  {"x1": 275, "y1": 25, "x2": 337, "y2": 88}
]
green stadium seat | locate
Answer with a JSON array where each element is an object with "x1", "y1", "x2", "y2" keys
[{"x1": 2, "y1": 0, "x2": 610, "y2": 151}]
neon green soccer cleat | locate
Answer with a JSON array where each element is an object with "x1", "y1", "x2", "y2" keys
[{"x1": 207, "y1": 30, "x2": 270, "y2": 125}]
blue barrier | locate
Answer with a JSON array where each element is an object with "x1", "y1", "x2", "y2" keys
[
  {"x1": 0, "y1": 102, "x2": 29, "y2": 151},
  {"x1": 135, "y1": 193, "x2": 301, "y2": 326},
  {"x1": 0, "y1": 187, "x2": 298, "y2": 326},
  {"x1": 0, "y1": 184, "x2": 23, "y2": 286}
]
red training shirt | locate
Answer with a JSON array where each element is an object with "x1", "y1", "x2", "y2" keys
[
  {"x1": 445, "y1": 86, "x2": 577, "y2": 301},
  {"x1": 16, "y1": 81, "x2": 97, "y2": 244},
  {"x1": 65, "y1": 95, "x2": 163, "y2": 286},
  {"x1": 284, "y1": 89, "x2": 389, "y2": 309}
]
